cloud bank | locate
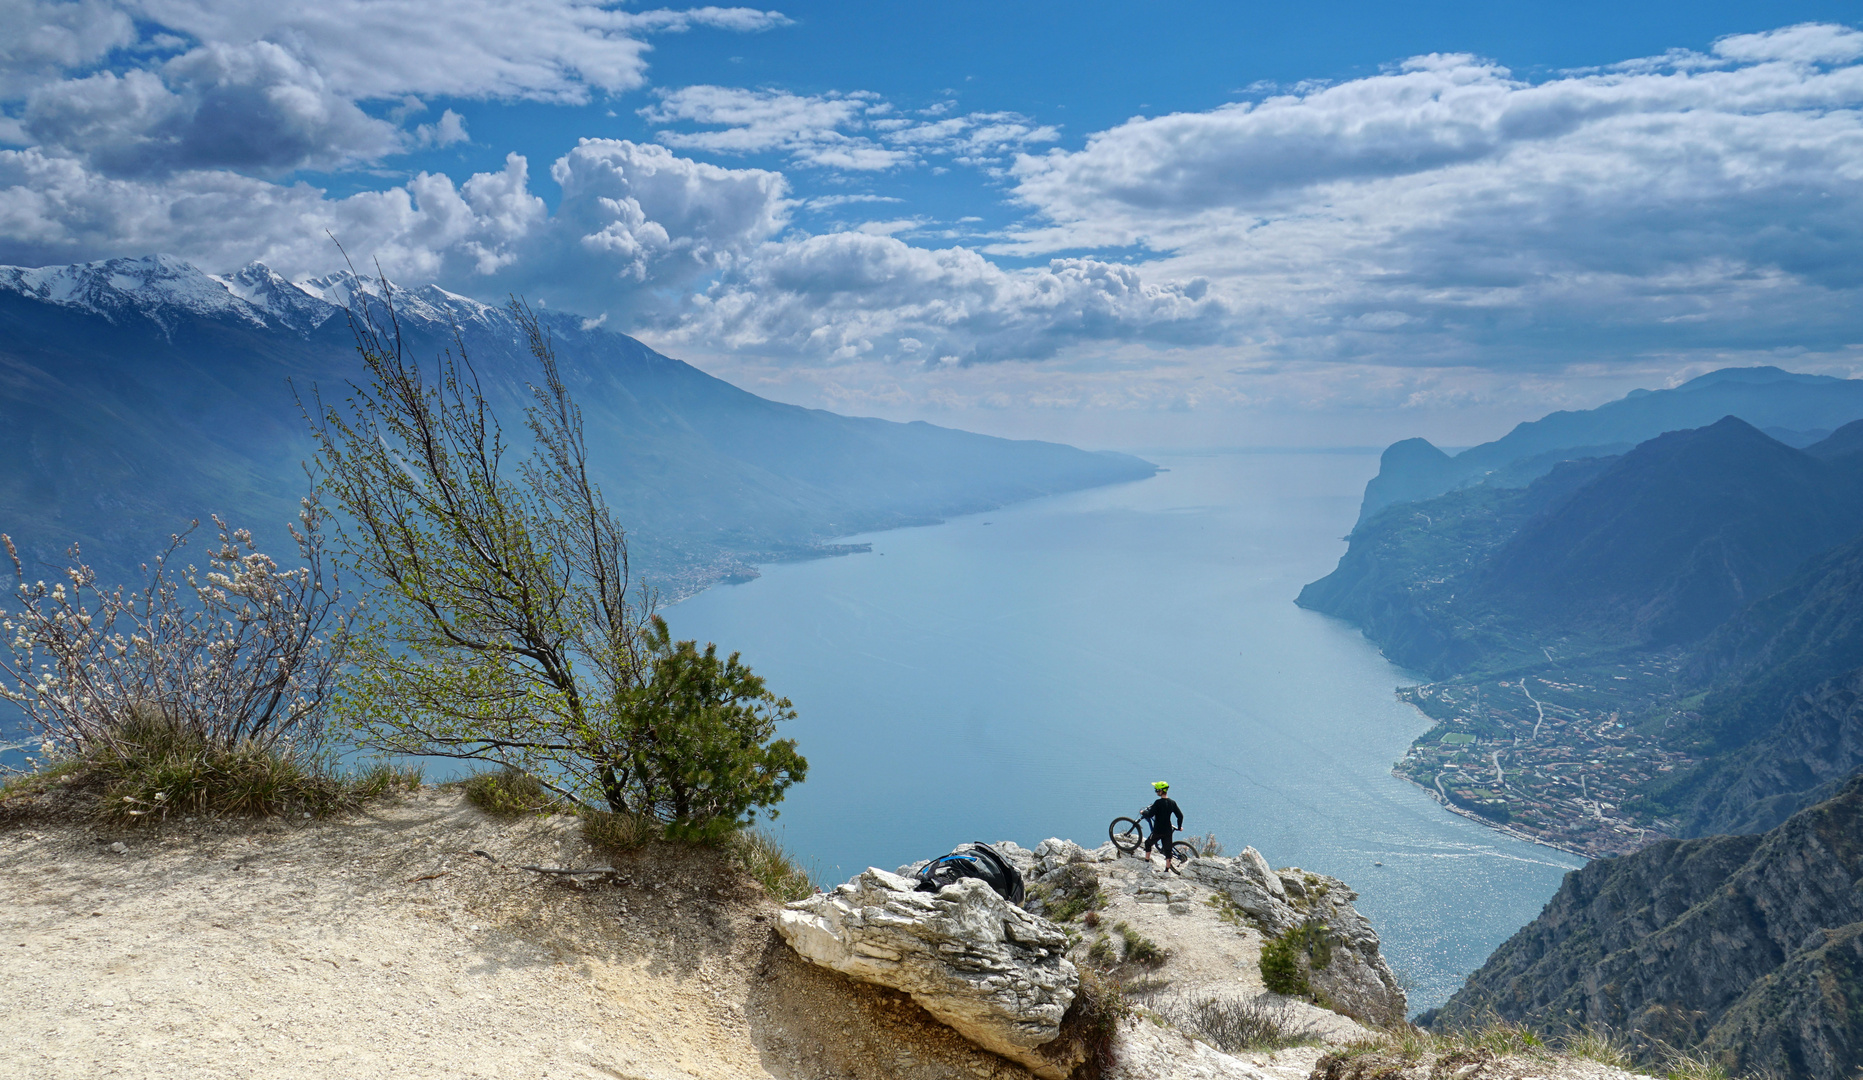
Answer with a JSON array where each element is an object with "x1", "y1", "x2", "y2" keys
[{"x1": 3, "y1": 11, "x2": 1861, "y2": 433}]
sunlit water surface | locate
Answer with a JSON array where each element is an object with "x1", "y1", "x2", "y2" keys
[{"x1": 665, "y1": 451, "x2": 1582, "y2": 1014}]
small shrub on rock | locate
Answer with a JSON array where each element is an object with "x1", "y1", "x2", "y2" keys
[
  {"x1": 1260, "y1": 930, "x2": 1310, "y2": 997},
  {"x1": 1261, "y1": 919, "x2": 1332, "y2": 998},
  {"x1": 1160, "y1": 996, "x2": 1320, "y2": 1053},
  {"x1": 1039, "y1": 863, "x2": 1108, "y2": 922},
  {"x1": 1114, "y1": 921, "x2": 1166, "y2": 967},
  {"x1": 462, "y1": 769, "x2": 554, "y2": 817},
  {"x1": 1042, "y1": 966, "x2": 1132, "y2": 1080}
]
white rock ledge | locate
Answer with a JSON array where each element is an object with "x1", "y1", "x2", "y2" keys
[{"x1": 776, "y1": 867, "x2": 1081, "y2": 1077}]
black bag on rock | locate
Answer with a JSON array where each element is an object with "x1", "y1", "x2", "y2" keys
[{"x1": 911, "y1": 842, "x2": 1026, "y2": 906}]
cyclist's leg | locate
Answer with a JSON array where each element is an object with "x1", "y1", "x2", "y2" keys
[{"x1": 1157, "y1": 829, "x2": 1176, "y2": 869}]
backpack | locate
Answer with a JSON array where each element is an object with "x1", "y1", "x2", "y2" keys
[{"x1": 912, "y1": 842, "x2": 1026, "y2": 906}]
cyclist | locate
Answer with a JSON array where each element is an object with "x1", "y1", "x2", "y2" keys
[{"x1": 1140, "y1": 781, "x2": 1183, "y2": 873}]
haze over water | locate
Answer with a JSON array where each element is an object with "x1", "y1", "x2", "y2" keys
[{"x1": 667, "y1": 450, "x2": 1584, "y2": 1014}]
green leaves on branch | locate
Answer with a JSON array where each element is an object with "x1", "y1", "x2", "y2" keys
[
  {"x1": 618, "y1": 617, "x2": 806, "y2": 842},
  {"x1": 303, "y1": 283, "x2": 804, "y2": 837}
]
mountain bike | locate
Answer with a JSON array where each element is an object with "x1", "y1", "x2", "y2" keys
[{"x1": 1108, "y1": 813, "x2": 1197, "y2": 864}]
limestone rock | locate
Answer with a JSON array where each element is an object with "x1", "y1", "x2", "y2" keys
[
  {"x1": 1189, "y1": 849, "x2": 1407, "y2": 1027},
  {"x1": 1190, "y1": 846, "x2": 1299, "y2": 935},
  {"x1": 776, "y1": 867, "x2": 1083, "y2": 1079}
]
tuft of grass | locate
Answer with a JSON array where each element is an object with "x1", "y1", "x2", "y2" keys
[
  {"x1": 461, "y1": 768, "x2": 553, "y2": 817},
  {"x1": 1160, "y1": 996, "x2": 1322, "y2": 1053},
  {"x1": 81, "y1": 718, "x2": 416, "y2": 823},
  {"x1": 580, "y1": 806, "x2": 661, "y2": 855},
  {"x1": 0, "y1": 759, "x2": 85, "y2": 802},
  {"x1": 1664, "y1": 1049, "x2": 1732, "y2": 1080},
  {"x1": 1331, "y1": 1020, "x2": 1552, "y2": 1072},
  {"x1": 1560, "y1": 1027, "x2": 1633, "y2": 1069},
  {"x1": 1444, "y1": 1021, "x2": 1543, "y2": 1056},
  {"x1": 729, "y1": 828, "x2": 817, "y2": 902},
  {"x1": 1114, "y1": 921, "x2": 1166, "y2": 967},
  {"x1": 1087, "y1": 933, "x2": 1117, "y2": 966},
  {"x1": 352, "y1": 759, "x2": 424, "y2": 799}
]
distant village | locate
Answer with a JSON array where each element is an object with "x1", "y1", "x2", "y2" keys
[{"x1": 1395, "y1": 657, "x2": 1701, "y2": 858}]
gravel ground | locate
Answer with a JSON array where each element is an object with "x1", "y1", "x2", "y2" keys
[{"x1": 0, "y1": 788, "x2": 1653, "y2": 1080}]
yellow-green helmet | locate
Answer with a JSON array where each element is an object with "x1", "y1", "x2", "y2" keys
[{"x1": 1153, "y1": 781, "x2": 1170, "y2": 792}]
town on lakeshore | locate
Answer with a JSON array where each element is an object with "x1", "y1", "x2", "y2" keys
[{"x1": 1395, "y1": 656, "x2": 1700, "y2": 857}]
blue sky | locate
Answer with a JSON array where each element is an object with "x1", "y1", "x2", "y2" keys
[{"x1": 3, "y1": 1, "x2": 1861, "y2": 448}]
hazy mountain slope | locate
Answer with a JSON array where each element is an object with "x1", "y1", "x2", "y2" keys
[
  {"x1": 1429, "y1": 773, "x2": 1863, "y2": 1080},
  {"x1": 1302, "y1": 419, "x2": 1863, "y2": 673},
  {"x1": 1806, "y1": 419, "x2": 1863, "y2": 463},
  {"x1": 1645, "y1": 525, "x2": 1863, "y2": 835},
  {"x1": 0, "y1": 256, "x2": 1154, "y2": 591},
  {"x1": 1675, "y1": 668, "x2": 1863, "y2": 836},
  {"x1": 1475, "y1": 417, "x2": 1863, "y2": 647},
  {"x1": 1690, "y1": 527, "x2": 1863, "y2": 734},
  {"x1": 1295, "y1": 456, "x2": 1619, "y2": 677},
  {"x1": 1355, "y1": 368, "x2": 1863, "y2": 526}
]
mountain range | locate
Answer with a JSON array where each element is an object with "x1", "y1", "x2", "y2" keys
[
  {"x1": 1302, "y1": 417, "x2": 1863, "y2": 677},
  {"x1": 1300, "y1": 390, "x2": 1863, "y2": 851},
  {"x1": 1355, "y1": 367, "x2": 1863, "y2": 527},
  {"x1": 0, "y1": 255, "x2": 1154, "y2": 595}
]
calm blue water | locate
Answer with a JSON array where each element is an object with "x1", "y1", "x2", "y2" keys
[{"x1": 664, "y1": 451, "x2": 1583, "y2": 1014}]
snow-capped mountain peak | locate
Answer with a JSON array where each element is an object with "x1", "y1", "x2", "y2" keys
[
  {"x1": 0, "y1": 254, "x2": 272, "y2": 333},
  {"x1": 296, "y1": 269, "x2": 502, "y2": 331},
  {"x1": 211, "y1": 263, "x2": 340, "y2": 333},
  {"x1": 0, "y1": 254, "x2": 508, "y2": 339}
]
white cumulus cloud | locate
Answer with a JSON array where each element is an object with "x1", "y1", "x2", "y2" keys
[
  {"x1": 667, "y1": 230, "x2": 1226, "y2": 364},
  {"x1": 642, "y1": 85, "x2": 1057, "y2": 170},
  {"x1": 1000, "y1": 26, "x2": 1863, "y2": 367}
]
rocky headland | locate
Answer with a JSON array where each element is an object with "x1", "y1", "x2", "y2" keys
[{"x1": 0, "y1": 784, "x2": 1662, "y2": 1079}]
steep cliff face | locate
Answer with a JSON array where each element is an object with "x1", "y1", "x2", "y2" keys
[
  {"x1": 1684, "y1": 668, "x2": 1863, "y2": 836},
  {"x1": 1432, "y1": 774, "x2": 1863, "y2": 1080}
]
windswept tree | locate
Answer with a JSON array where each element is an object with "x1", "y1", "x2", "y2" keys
[{"x1": 302, "y1": 288, "x2": 804, "y2": 833}]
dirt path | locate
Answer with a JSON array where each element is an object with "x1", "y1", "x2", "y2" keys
[
  {"x1": 0, "y1": 788, "x2": 798, "y2": 1080},
  {"x1": 1521, "y1": 681, "x2": 1547, "y2": 742}
]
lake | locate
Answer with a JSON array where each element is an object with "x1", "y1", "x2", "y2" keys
[{"x1": 664, "y1": 450, "x2": 1584, "y2": 1014}]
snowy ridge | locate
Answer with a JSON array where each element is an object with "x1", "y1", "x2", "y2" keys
[{"x1": 0, "y1": 254, "x2": 509, "y2": 338}]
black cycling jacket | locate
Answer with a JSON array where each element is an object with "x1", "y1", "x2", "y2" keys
[{"x1": 1141, "y1": 796, "x2": 1182, "y2": 832}]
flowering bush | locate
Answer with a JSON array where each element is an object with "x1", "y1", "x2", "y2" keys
[{"x1": 0, "y1": 503, "x2": 352, "y2": 766}]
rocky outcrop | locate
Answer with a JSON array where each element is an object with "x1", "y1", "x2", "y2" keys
[
  {"x1": 1188, "y1": 849, "x2": 1408, "y2": 1027},
  {"x1": 778, "y1": 838, "x2": 1409, "y2": 1076},
  {"x1": 775, "y1": 867, "x2": 1083, "y2": 1079},
  {"x1": 1432, "y1": 773, "x2": 1863, "y2": 1080}
]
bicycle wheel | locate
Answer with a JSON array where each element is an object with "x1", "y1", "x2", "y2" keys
[
  {"x1": 1170, "y1": 840, "x2": 1198, "y2": 864},
  {"x1": 1109, "y1": 817, "x2": 1143, "y2": 854}
]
